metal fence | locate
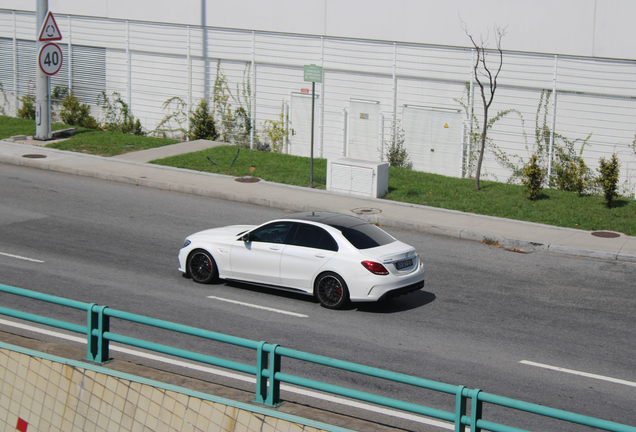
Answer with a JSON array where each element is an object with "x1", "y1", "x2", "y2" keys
[
  {"x1": 1, "y1": 9, "x2": 635, "y2": 195},
  {"x1": 1, "y1": 282, "x2": 635, "y2": 432}
]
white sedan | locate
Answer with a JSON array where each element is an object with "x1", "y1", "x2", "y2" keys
[{"x1": 178, "y1": 211, "x2": 425, "y2": 309}]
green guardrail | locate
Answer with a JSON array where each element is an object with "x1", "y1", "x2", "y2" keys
[{"x1": 0, "y1": 283, "x2": 634, "y2": 432}]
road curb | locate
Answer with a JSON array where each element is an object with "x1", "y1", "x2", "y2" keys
[{"x1": 2, "y1": 151, "x2": 635, "y2": 263}]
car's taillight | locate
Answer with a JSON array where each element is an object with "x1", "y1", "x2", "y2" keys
[{"x1": 361, "y1": 261, "x2": 389, "y2": 275}]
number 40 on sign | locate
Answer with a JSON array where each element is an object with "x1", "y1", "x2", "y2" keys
[{"x1": 38, "y1": 43, "x2": 63, "y2": 76}]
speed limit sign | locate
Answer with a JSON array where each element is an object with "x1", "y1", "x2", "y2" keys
[{"x1": 38, "y1": 42, "x2": 63, "y2": 76}]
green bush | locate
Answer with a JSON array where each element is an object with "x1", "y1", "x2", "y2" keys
[
  {"x1": 59, "y1": 92, "x2": 100, "y2": 129},
  {"x1": 385, "y1": 125, "x2": 411, "y2": 169},
  {"x1": 597, "y1": 153, "x2": 620, "y2": 208},
  {"x1": 521, "y1": 153, "x2": 544, "y2": 200},
  {"x1": 17, "y1": 94, "x2": 36, "y2": 120},
  {"x1": 188, "y1": 99, "x2": 218, "y2": 141}
]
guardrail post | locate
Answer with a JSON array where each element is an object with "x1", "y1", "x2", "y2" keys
[
  {"x1": 85, "y1": 304, "x2": 110, "y2": 363},
  {"x1": 254, "y1": 341, "x2": 268, "y2": 404},
  {"x1": 265, "y1": 344, "x2": 281, "y2": 406},
  {"x1": 455, "y1": 385, "x2": 467, "y2": 432},
  {"x1": 471, "y1": 389, "x2": 482, "y2": 432}
]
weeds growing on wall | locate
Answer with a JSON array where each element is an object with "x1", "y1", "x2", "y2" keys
[
  {"x1": 98, "y1": 91, "x2": 144, "y2": 135},
  {"x1": 455, "y1": 85, "x2": 525, "y2": 181},
  {"x1": 0, "y1": 82, "x2": 9, "y2": 116},
  {"x1": 212, "y1": 61, "x2": 253, "y2": 147},
  {"x1": 153, "y1": 96, "x2": 188, "y2": 139},
  {"x1": 263, "y1": 102, "x2": 287, "y2": 153}
]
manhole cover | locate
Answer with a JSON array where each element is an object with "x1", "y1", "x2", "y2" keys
[
  {"x1": 591, "y1": 231, "x2": 621, "y2": 238},
  {"x1": 351, "y1": 207, "x2": 382, "y2": 215},
  {"x1": 22, "y1": 154, "x2": 47, "y2": 159},
  {"x1": 235, "y1": 176, "x2": 260, "y2": 183}
]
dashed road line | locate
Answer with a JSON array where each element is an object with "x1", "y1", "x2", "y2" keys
[
  {"x1": 520, "y1": 360, "x2": 636, "y2": 387},
  {"x1": 0, "y1": 251, "x2": 45, "y2": 263},
  {"x1": 207, "y1": 295, "x2": 309, "y2": 318}
]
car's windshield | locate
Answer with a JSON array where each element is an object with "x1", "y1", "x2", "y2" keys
[{"x1": 339, "y1": 223, "x2": 395, "y2": 249}]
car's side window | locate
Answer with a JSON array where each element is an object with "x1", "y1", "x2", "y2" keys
[
  {"x1": 248, "y1": 222, "x2": 294, "y2": 244},
  {"x1": 290, "y1": 223, "x2": 338, "y2": 251}
]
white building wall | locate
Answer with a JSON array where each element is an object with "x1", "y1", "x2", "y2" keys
[{"x1": 7, "y1": 0, "x2": 636, "y2": 60}]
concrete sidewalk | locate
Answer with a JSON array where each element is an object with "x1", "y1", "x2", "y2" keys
[{"x1": 2, "y1": 138, "x2": 635, "y2": 262}]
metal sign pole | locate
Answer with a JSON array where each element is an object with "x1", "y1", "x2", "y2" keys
[
  {"x1": 35, "y1": 0, "x2": 50, "y2": 140},
  {"x1": 310, "y1": 81, "x2": 315, "y2": 188},
  {"x1": 303, "y1": 64, "x2": 322, "y2": 189}
]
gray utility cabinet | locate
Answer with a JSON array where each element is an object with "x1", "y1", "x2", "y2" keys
[{"x1": 326, "y1": 157, "x2": 389, "y2": 198}]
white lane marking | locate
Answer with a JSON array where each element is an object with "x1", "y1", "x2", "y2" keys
[
  {"x1": 0, "y1": 318, "x2": 453, "y2": 430},
  {"x1": 0, "y1": 252, "x2": 45, "y2": 263},
  {"x1": 520, "y1": 360, "x2": 636, "y2": 388},
  {"x1": 206, "y1": 295, "x2": 309, "y2": 318}
]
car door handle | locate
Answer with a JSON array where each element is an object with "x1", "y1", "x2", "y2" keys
[
  {"x1": 269, "y1": 246, "x2": 280, "y2": 251},
  {"x1": 315, "y1": 253, "x2": 325, "y2": 258}
]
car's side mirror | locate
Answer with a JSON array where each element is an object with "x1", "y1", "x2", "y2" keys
[{"x1": 241, "y1": 233, "x2": 251, "y2": 242}]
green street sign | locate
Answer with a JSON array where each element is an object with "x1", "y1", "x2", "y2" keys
[{"x1": 304, "y1": 64, "x2": 323, "y2": 83}]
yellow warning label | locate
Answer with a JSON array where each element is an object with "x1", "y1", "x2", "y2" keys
[{"x1": 444, "y1": 123, "x2": 449, "y2": 128}]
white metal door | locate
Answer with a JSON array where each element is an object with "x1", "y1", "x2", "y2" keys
[
  {"x1": 348, "y1": 99, "x2": 380, "y2": 161},
  {"x1": 402, "y1": 105, "x2": 462, "y2": 176},
  {"x1": 290, "y1": 92, "x2": 320, "y2": 158}
]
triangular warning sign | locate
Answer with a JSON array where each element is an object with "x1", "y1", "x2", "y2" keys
[
  {"x1": 38, "y1": 12, "x2": 62, "y2": 42},
  {"x1": 444, "y1": 123, "x2": 449, "y2": 128}
]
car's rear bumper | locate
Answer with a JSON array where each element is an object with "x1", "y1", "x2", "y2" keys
[
  {"x1": 377, "y1": 279, "x2": 425, "y2": 301},
  {"x1": 350, "y1": 262, "x2": 425, "y2": 302}
]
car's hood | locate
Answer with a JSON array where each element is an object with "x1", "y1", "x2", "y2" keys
[
  {"x1": 359, "y1": 240, "x2": 418, "y2": 263},
  {"x1": 189, "y1": 225, "x2": 255, "y2": 240}
]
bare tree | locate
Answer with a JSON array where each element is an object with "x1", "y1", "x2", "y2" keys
[{"x1": 463, "y1": 23, "x2": 507, "y2": 190}]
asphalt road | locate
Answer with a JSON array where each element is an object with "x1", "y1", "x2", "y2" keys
[{"x1": 1, "y1": 164, "x2": 635, "y2": 431}]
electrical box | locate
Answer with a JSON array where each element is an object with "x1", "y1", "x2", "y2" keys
[{"x1": 327, "y1": 157, "x2": 389, "y2": 198}]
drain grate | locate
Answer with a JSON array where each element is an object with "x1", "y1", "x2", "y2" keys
[
  {"x1": 591, "y1": 231, "x2": 621, "y2": 238},
  {"x1": 234, "y1": 176, "x2": 260, "y2": 183},
  {"x1": 351, "y1": 207, "x2": 381, "y2": 215},
  {"x1": 22, "y1": 154, "x2": 47, "y2": 159}
]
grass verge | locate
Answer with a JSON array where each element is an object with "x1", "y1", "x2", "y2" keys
[
  {"x1": 151, "y1": 145, "x2": 327, "y2": 188},
  {"x1": 0, "y1": 115, "x2": 71, "y2": 138},
  {"x1": 153, "y1": 145, "x2": 636, "y2": 235},
  {"x1": 2, "y1": 116, "x2": 634, "y2": 235},
  {"x1": 0, "y1": 115, "x2": 179, "y2": 156}
]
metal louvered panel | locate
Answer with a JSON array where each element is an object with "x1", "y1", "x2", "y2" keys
[
  {"x1": 0, "y1": 38, "x2": 13, "y2": 95},
  {"x1": 70, "y1": 45, "x2": 106, "y2": 104},
  {"x1": 16, "y1": 40, "x2": 37, "y2": 98}
]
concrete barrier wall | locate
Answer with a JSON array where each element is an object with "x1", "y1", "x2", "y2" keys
[{"x1": 0, "y1": 342, "x2": 350, "y2": 432}]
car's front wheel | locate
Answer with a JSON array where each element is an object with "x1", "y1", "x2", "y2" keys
[
  {"x1": 315, "y1": 272, "x2": 349, "y2": 309},
  {"x1": 187, "y1": 249, "x2": 218, "y2": 284}
]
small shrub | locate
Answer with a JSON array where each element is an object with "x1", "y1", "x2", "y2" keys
[
  {"x1": 188, "y1": 99, "x2": 218, "y2": 141},
  {"x1": 17, "y1": 94, "x2": 36, "y2": 120},
  {"x1": 597, "y1": 153, "x2": 620, "y2": 208},
  {"x1": 521, "y1": 153, "x2": 544, "y2": 200},
  {"x1": 385, "y1": 124, "x2": 411, "y2": 169},
  {"x1": 59, "y1": 92, "x2": 100, "y2": 129},
  {"x1": 552, "y1": 153, "x2": 593, "y2": 195},
  {"x1": 573, "y1": 159, "x2": 593, "y2": 196}
]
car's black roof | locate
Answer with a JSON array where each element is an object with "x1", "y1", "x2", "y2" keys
[{"x1": 282, "y1": 211, "x2": 367, "y2": 228}]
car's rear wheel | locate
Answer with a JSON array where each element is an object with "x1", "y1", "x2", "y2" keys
[
  {"x1": 315, "y1": 272, "x2": 349, "y2": 309},
  {"x1": 187, "y1": 249, "x2": 217, "y2": 284}
]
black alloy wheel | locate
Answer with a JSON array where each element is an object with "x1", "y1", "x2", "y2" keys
[
  {"x1": 187, "y1": 249, "x2": 217, "y2": 284},
  {"x1": 315, "y1": 272, "x2": 349, "y2": 309}
]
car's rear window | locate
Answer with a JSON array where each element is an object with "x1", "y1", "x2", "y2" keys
[{"x1": 340, "y1": 223, "x2": 395, "y2": 249}]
